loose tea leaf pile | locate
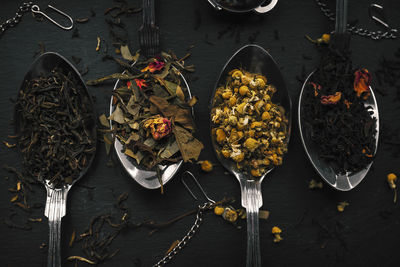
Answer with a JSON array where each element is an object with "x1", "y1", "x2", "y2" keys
[
  {"x1": 92, "y1": 51, "x2": 203, "y2": 174},
  {"x1": 16, "y1": 68, "x2": 96, "y2": 188},
  {"x1": 301, "y1": 43, "x2": 377, "y2": 174}
]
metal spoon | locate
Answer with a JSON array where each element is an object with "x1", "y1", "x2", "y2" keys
[
  {"x1": 298, "y1": 0, "x2": 379, "y2": 191},
  {"x1": 110, "y1": 67, "x2": 191, "y2": 189},
  {"x1": 110, "y1": 0, "x2": 194, "y2": 189},
  {"x1": 210, "y1": 44, "x2": 292, "y2": 267},
  {"x1": 15, "y1": 52, "x2": 97, "y2": 267},
  {"x1": 208, "y1": 0, "x2": 278, "y2": 14}
]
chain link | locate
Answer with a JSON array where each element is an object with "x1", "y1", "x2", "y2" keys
[
  {"x1": 0, "y1": 2, "x2": 33, "y2": 36},
  {"x1": 153, "y1": 201, "x2": 215, "y2": 267},
  {"x1": 315, "y1": 0, "x2": 397, "y2": 40}
]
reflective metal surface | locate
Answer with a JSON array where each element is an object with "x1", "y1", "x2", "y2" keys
[
  {"x1": 210, "y1": 44, "x2": 291, "y2": 267},
  {"x1": 298, "y1": 71, "x2": 379, "y2": 191},
  {"x1": 111, "y1": 66, "x2": 191, "y2": 190},
  {"x1": 208, "y1": 0, "x2": 278, "y2": 13},
  {"x1": 16, "y1": 52, "x2": 97, "y2": 267}
]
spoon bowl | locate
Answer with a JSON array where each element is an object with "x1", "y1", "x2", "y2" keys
[
  {"x1": 298, "y1": 71, "x2": 379, "y2": 191},
  {"x1": 15, "y1": 52, "x2": 97, "y2": 267},
  {"x1": 111, "y1": 65, "x2": 191, "y2": 189},
  {"x1": 210, "y1": 44, "x2": 291, "y2": 266}
]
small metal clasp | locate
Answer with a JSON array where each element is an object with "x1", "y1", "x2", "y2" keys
[
  {"x1": 181, "y1": 171, "x2": 215, "y2": 203},
  {"x1": 369, "y1": 4, "x2": 390, "y2": 30},
  {"x1": 31, "y1": 4, "x2": 73, "y2": 30}
]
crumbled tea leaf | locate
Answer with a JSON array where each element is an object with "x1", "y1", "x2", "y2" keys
[
  {"x1": 10, "y1": 195, "x2": 18, "y2": 202},
  {"x1": 120, "y1": 45, "x2": 140, "y2": 62},
  {"x1": 159, "y1": 140, "x2": 179, "y2": 159},
  {"x1": 99, "y1": 114, "x2": 110, "y2": 128},
  {"x1": 3, "y1": 141, "x2": 16, "y2": 148},
  {"x1": 28, "y1": 218, "x2": 42, "y2": 222},
  {"x1": 96, "y1": 36, "x2": 101, "y2": 51},
  {"x1": 337, "y1": 201, "x2": 349, "y2": 212},
  {"x1": 149, "y1": 96, "x2": 196, "y2": 130},
  {"x1": 109, "y1": 105, "x2": 125, "y2": 124},
  {"x1": 76, "y1": 18, "x2": 89, "y2": 23},
  {"x1": 187, "y1": 96, "x2": 198, "y2": 107},
  {"x1": 67, "y1": 256, "x2": 96, "y2": 265},
  {"x1": 309, "y1": 179, "x2": 323, "y2": 189},
  {"x1": 176, "y1": 85, "x2": 185, "y2": 101},
  {"x1": 173, "y1": 125, "x2": 203, "y2": 162},
  {"x1": 69, "y1": 229, "x2": 76, "y2": 247},
  {"x1": 259, "y1": 210, "x2": 269, "y2": 220},
  {"x1": 165, "y1": 240, "x2": 180, "y2": 255}
]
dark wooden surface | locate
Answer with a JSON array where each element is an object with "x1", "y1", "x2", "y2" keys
[{"x1": 1, "y1": 0, "x2": 400, "y2": 266}]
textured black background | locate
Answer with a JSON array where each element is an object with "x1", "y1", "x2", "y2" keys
[{"x1": 1, "y1": 0, "x2": 400, "y2": 266}]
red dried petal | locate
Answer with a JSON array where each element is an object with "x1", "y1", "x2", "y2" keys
[{"x1": 354, "y1": 69, "x2": 371, "y2": 99}]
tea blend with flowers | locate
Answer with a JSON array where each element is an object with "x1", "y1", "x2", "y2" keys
[
  {"x1": 301, "y1": 42, "x2": 377, "y2": 174},
  {"x1": 89, "y1": 50, "x2": 203, "y2": 172},
  {"x1": 211, "y1": 69, "x2": 289, "y2": 177}
]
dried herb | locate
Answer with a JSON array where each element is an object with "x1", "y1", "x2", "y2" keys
[
  {"x1": 301, "y1": 41, "x2": 377, "y2": 174},
  {"x1": 91, "y1": 50, "x2": 203, "y2": 174},
  {"x1": 16, "y1": 68, "x2": 96, "y2": 188}
]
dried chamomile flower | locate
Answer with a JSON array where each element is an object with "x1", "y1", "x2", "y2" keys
[
  {"x1": 222, "y1": 207, "x2": 238, "y2": 223},
  {"x1": 387, "y1": 173, "x2": 397, "y2": 203},
  {"x1": 198, "y1": 160, "x2": 213, "y2": 172},
  {"x1": 214, "y1": 206, "x2": 224, "y2": 216},
  {"x1": 305, "y1": 33, "x2": 330, "y2": 44},
  {"x1": 309, "y1": 179, "x2": 323, "y2": 189},
  {"x1": 272, "y1": 226, "x2": 283, "y2": 243},
  {"x1": 337, "y1": 201, "x2": 349, "y2": 212},
  {"x1": 211, "y1": 69, "x2": 288, "y2": 178}
]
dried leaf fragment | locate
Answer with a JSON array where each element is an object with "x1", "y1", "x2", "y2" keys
[
  {"x1": 165, "y1": 240, "x2": 180, "y2": 255},
  {"x1": 3, "y1": 141, "x2": 16, "y2": 148},
  {"x1": 69, "y1": 229, "x2": 76, "y2": 247},
  {"x1": 67, "y1": 256, "x2": 96, "y2": 265},
  {"x1": 172, "y1": 125, "x2": 203, "y2": 162},
  {"x1": 337, "y1": 201, "x2": 349, "y2": 212},
  {"x1": 96, "y1": 37, "x2": 101, "y2": 51},
  {"x1": 259, "y1": 210, "x2": 269, "y2": 220}
]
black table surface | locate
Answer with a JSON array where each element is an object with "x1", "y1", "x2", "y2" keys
[{"x1": 1, "y1": 0, "x2": 400, "y2": 266}]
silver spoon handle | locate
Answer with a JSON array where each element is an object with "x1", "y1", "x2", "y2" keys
[
  {"x1": 240, "y1": 179, "x2": 262, "y2": 267},
  {"x1": 335, "y1": 0, "x2": 348, "y2": 34},
  {"x1": 45, "y1": 186, "x2": 68, "y2": 267}
]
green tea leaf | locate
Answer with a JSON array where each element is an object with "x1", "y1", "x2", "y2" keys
[
  {"x1": 159, "y1": 140, "x2": 179, "y2": 159},
  {"x1": 108, "y1": 105, "x2": 125, "y2": 124},
  {"x1": 173, "y1": 125, "x2": 203, "y2": 162},
  {"x1": 120, "y1": 45, "x2": 139, "y2": 62},
  {"x1": 99, "y1": 114, "x2": 110, "y2": 128}
]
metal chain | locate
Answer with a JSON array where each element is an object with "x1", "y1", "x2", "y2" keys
[
  {"x1": 153, "y1": 201, "x2": 215, "y2": 267},
  {"x1": 315, "y1": 0, "x2": 398, "y2": 40},
  {"x1": 0, "y1": 2, "x2": 33, "y2": 36}
]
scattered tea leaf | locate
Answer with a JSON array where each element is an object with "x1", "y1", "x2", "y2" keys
[
  {"x1": 109, "y1": 105, "x2": 125, "y2": 124},
  {"x1": 3, "y1": 141, "x2": 16, "y2": 148},
  {"x1": 96, "y1": 36, "x2": 101, "y2": 51},
  {"x1": 28, "y1": 218, "x2": 42, "y2": 222},
  {"x1": 76, "y1": 18, "x2": 89, "y2": 23},
  {"x1": 173, "y1": 125, "x2": 203, "y2": 162},
  {"x1": 69, "y1": 229, "x2": 76, "y2": 247},
  {"x1": 176, "y1": 85, "x2": 185, "y2": 101},
  {"x1": 10, "y1": 195, "x2": 18, "y2": 202},
  {"x1": 165, "y1": 240, "x2": 180, "y2": 255},
  {"x1": 99, "y1": 114, "x2": 110, "y2": 128},
  {"x1": 67, "y1": 256, "x2": 96, "y2": 265},
  {"x1": 187, "y1": 96, "x2": 198, "y2": 107},
  {"x1": 259, "y1": 210, "x2": 269, "y2": 220},
  {"x1": 120, "y1": 45, "x2": 139, "y2": 62}
]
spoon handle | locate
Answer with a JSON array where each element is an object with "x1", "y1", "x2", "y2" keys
[
  {"x1": 45, "y1": 186, "x2": 68, "y2": 267},
  {"x1": 240, "y1": 179, "x2": 262, "y2": 267}
]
